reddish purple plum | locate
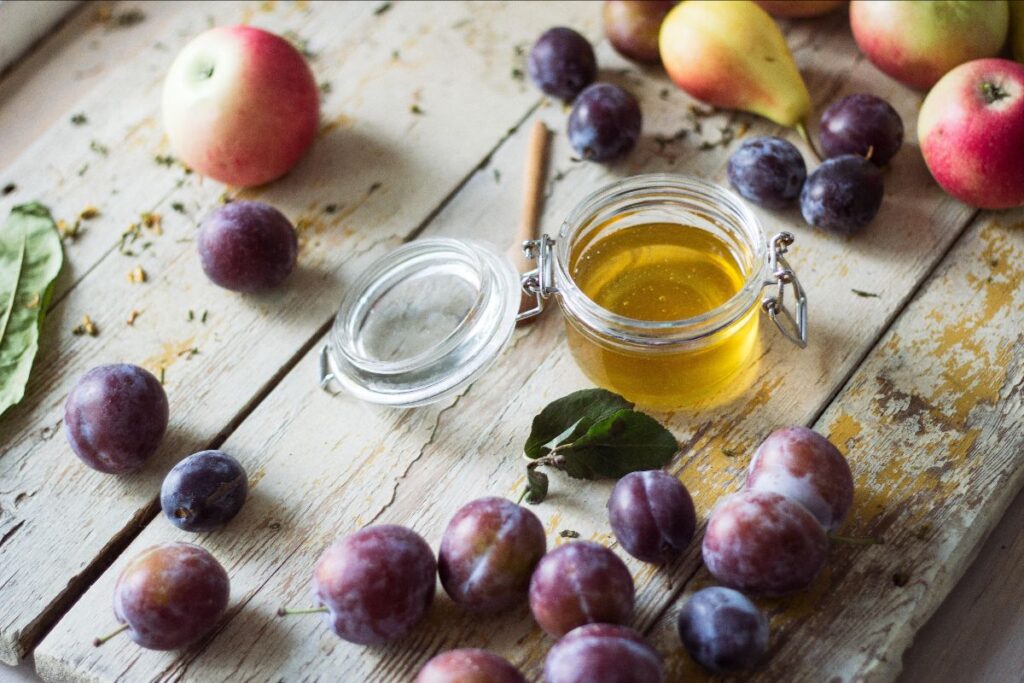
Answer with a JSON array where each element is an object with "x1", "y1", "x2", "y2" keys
[
  {"x1": 702, "y1": 491, "x2": 827, "y2": 596},
  {"x1": 102, "y1": 542, "x2": 229, "y2": 650},
  {"x1": 545, "y1": 623, "x2": 665, "y2": 683},
  {"x1": 677, "y1": 587, "x2": 768, "y2": 673},
  {"x1": 607, "y1": 470, "x2": 696, "y2": 563},
  {"x1": 415, "y1": 649, "x2": 526, "y2": 683},
  {"x1": 64, "y1": 363, "x2": 168, "y2": 474},
  {"x1": 746, "y1": 426, "x2": 854, "y2": 531},
  {"x1": 438, "y1": 497, "x2": 546, "y2": 613},
  {"x1": 308, "y1": 525, "x2": 436, "y2": 645},
  {"x1": 529, "y1": 541, "x2": 634, "y2": 638},
  {"x1": 198, "y1": 200, "x2": 298, "y2": 292}
]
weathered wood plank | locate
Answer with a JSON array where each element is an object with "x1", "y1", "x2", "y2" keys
[
  {"x1": 0, "y1": 2, "x2": 182, "y2": 171},
  {"x1": 0, "y1": 0, "x2": 601, "y2": 665},
  {"x1": 33, "y1": 13, "x2": 996, "y2": 681},
  {"x1": 651, "y1": 208, "x2": 1024, "y2": 682},
  {"x1": 901, "y1": 486, "x2": 1024, "y2": 682}
]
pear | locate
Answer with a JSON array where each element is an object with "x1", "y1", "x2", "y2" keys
[{"x1": 660, "y1": 1, "x2": 814, "y2": 142}]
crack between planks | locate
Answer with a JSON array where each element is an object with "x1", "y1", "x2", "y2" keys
[{"x1": 640, "y1": 206, "x2": 983, "y2": 638}]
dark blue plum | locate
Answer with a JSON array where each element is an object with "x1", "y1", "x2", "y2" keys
[
  {"x1": 800, "y1": 155, "x2": 884, "y2": 234},
  {"x1": 677, "y1": 587, "x2": 769, "y2": 673},
  {"x1": 567, "y1": 83, "x2": 642, "y2": 162},
  {"x1": 161, "y1": 450, "x2": 248, "y2": 532},
  {"x1": 64, "y1": 364, "x2": 168, "y2": 474},
  {"x1": 527, "y1": 27, "x2": 597, "y2": 101},
  {"x1": 820, "y1": 94, "x2": 903, "y2": 166},
  {"x1": 198, "y1": 201, "x2": 297, "y2": 293},
  {"x1": 727, "y1": 136, "x2": 807, "y2": 209}
]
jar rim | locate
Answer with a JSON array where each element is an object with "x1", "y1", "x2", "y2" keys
[{"x1": 555, "y1": 173, "x2": 768, "y2": 344}]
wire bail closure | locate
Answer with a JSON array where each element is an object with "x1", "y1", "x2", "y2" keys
[
  {"x1": 762, "y1": 231, "x2": 808, "y2": 348},
  {"x1": 517, "y1": 234, "x2": 558, "y2": 322}
]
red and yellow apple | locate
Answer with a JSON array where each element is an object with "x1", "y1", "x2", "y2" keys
[
  {"x1": 918, "y1": 59, "x2": 1024, "y2": 209},
  {"x1": 756, "y1": 1, "x2": 845, "y2": 18},
  {"x1": 162, "y1": 26, "x2": 319, "y2": 188},
  {"x1": 850, "y1": 0, "x2": 1009, "y2": 90}
]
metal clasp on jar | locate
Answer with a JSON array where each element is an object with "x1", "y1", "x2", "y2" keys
[
  {"x1": 762, "y1": 232, "x2": 808, "y2": 348},
  {"x1": 517, "y1": 234, "x2": 558, "y2": 321}
]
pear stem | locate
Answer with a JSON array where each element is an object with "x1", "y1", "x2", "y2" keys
[
  {"x1": 829, "y1": 533, "x2": 882, "y2": 546},
  {"x1": 277, "y1": 606, "x2": 328, "y2": 617},
  {"x1": 93, "y1": 623, "x2": 129, "y2": 647},
  {"x1": 795, "y1": 120, "x2": 822, "y2": 163}
]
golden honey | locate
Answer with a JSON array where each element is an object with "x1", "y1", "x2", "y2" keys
[{"x1": 563, "y1": 221, "x2": 760, "y2": 409}]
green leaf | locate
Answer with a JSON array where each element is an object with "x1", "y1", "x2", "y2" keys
[
  {"x1": 0, "y1": 202, "x2": 63, "y2": 417},
  {"x1": 523, "y1": 468, "x2": 549, "y2": 505},
  {"x1": 557, "y1": 409, "x2": 679, "y2": 479},
  {"x1": 524, "y1": 388, "x2": 633, "y2": 459}
]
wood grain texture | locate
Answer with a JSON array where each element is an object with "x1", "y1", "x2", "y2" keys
[
  {"x1": 900, "y1": 486, "x2": 1024, "y2": 683},
  {"x1": 31, "y1": 9, "x2": 1007, "y2": 682},
  {"x1": 0, "y1": 0, "x2": 600, "y2": 665}
]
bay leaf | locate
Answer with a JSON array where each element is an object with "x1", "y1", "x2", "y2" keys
[{"x1": 0, "y1": 203, "x2": 63, "y2": 417}]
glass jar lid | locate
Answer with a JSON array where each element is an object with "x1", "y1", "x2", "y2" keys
[{"x1": 320, "y1": 238, "x2": 520, "y2": 407}]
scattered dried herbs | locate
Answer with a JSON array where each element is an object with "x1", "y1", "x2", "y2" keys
[
  {"x1": 319, "y1": 81, "x2": 333, "y2": 95},
  {"x1": 409, "y1": 104, "x2": 424, "y2": 115},
  {"x1": 852, "y1": 289, "x2": 880, "y2": 298},
  {"x1": 559, "y1": 529, "x2": 581, "y2": 539},
  {"x1": 283, "y1": 31, "x2": 316, "y2": 59},
  {"x1": 70, "y1": 113, "x2": 88, "y2": 126},
  {"x1": 520, "y1": 389, "x2": 678, "y2": 505},
  {"x1": 72, "y1": 314, "x2": 98, "y2": 337},
  {"x1": 89, "y1": 140, "x2": 109, "y2": 156},
  {"x1": 493, "y1": 169, "x2": 501, "y2": 183},
  {"x1": 374, "y1": 1, "x2": 393, "y2": 15},
  {"x1": 154, "y1": 154, "x2": 176, "y2": 167},
  {"x1": 171, "y1": 202, "x2": 185, "y2": 214},
  {"x1": 511, "y1": 68, "x2": 524, "y2": 81},
  {"x1": 0, "y1": 203, "x2": 63, "y2": 416},
  {"x1": 2, "y1": 183, "x2": 15, "y2": 196}
]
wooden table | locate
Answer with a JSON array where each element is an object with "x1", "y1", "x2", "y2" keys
[{"x1": 1, "y1": 2, "x2": 1022, "y2": 681}]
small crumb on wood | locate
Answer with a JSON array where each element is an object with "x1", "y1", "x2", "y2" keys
[
  {"x1": 126, "y1": 309, "x2": 140, "y2": 326},
  {"x1": 127, "y1": 266, "x2": 147, "y2": 284}
]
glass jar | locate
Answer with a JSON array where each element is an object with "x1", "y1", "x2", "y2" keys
[
  {"x1": 537, "y1": 174, "x2": 806, "y2": 409},
  {"x1": 319, "y1": 174, "x2": 806, "y2": 409}
]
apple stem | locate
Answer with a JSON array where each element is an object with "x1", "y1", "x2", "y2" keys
[
  {"x1": 277, "y1": 606, "x2": 328, "y2": 617},
  {"x1": 93, "y1": 623, "x2": 129, "y2": 647},
  {"x1": 795, "y1": 120, "x2": 823, "y2": 163},
  {"x1": 829, "y1": 533, "x2": 882, "y2": 546}
]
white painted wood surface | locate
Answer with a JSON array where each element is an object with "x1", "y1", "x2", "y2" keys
[{"x1": 0, "y1": 2, "x2": 1021, "y2": 682}]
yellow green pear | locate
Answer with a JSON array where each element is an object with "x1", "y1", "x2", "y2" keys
[{"x1": 660, "y1": 0, "x2": 812, "y2": 131}]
